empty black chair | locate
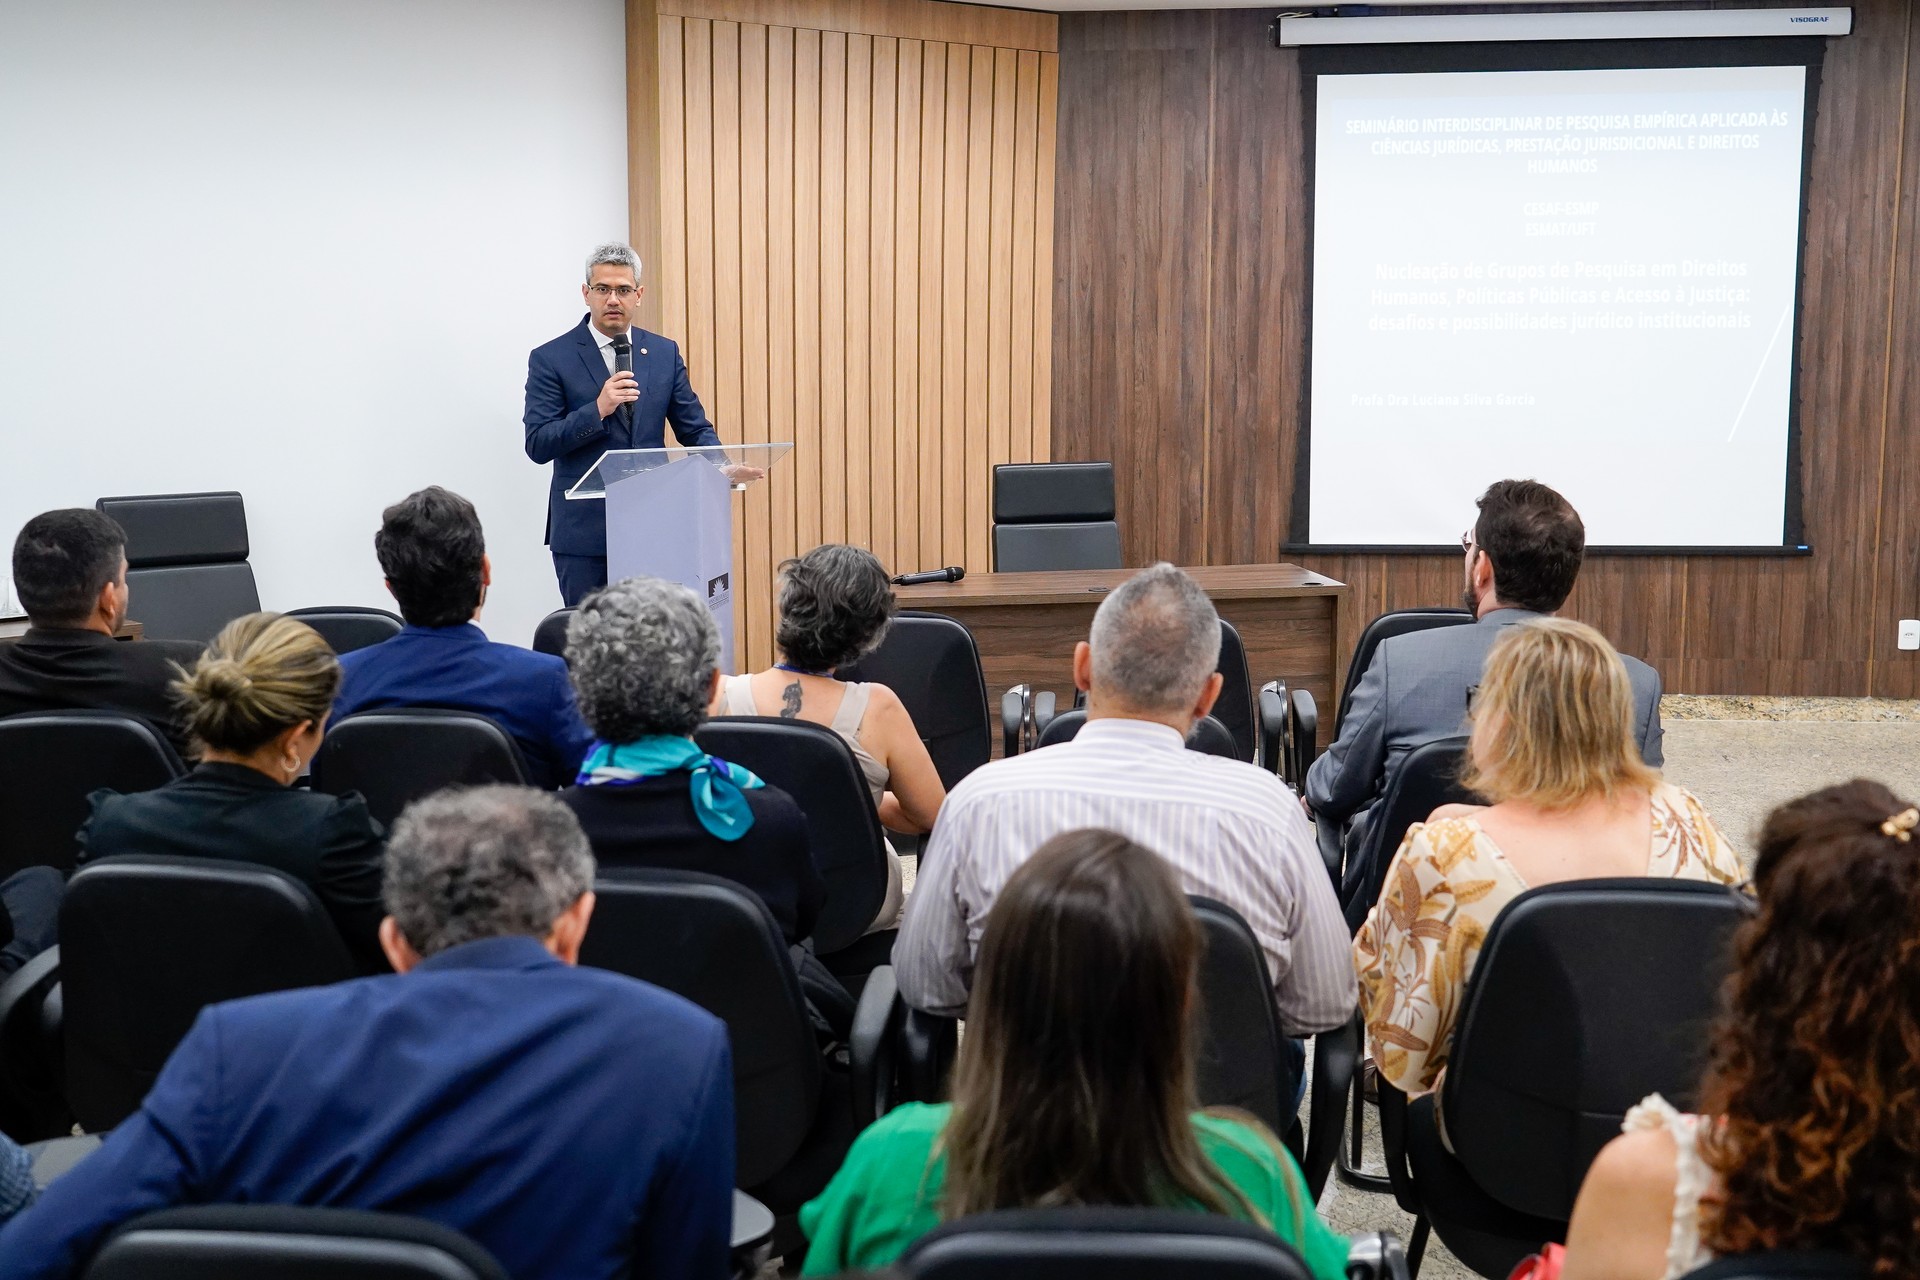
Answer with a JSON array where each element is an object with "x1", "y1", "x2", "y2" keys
[
  {"x1": 532, "y1": 608, "x2": 575, "y2": 662},
  {"x1": 96, "y1": 492, "x2": 260, "y2": 644},
  {"x1": 1340, "y1": 735, "x2": 1474, "y2": 929},
  {"x1": 60, "y1": 855, "x2": 358, "y2": 1132},
  {"x1": 1035, "y1": 709, "x2": 1240, "y2": 760},
  {"x1": 0, "y1": 711, "x2": 184, "y2": 878},
  {"x1": 311, "y1": 710, "x2": 530, "y2": 827},
  {"x1": 84, "y1": 1205, "x2": 509, "y2": 1280},
  {"x1": 581, "y1": 871, "x2": 896, "y2": 1220},
  {"x1": 838, "y1": 611, "x2": 991, "y2": 791},
  {"x1": 694, "y1": 717, "x2": 890, "y2": 956},
  {"x1": 1376, "y1": 879, "x2": 1752, "y2": 1275},
  {"x1": 287, "y1": 606, "x2": 404, "y2": 655},
  {"x1": 903, "y1": 1207, "x2": 1317, "y2": 1280},
  {"x1": 991, "y1": 463, "x2": 1123, "y2": 572}
]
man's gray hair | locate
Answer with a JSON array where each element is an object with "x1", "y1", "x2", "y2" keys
[
  {"x1": 568, "y1": 575, "x2": 719, "y2": 741},
  {"x1": 1087, "y1": 563, "x2": 1220, "y2": 714},
  {"x1": 585, "y1": 241, "x2": 642, "y2": 282},
  {"x1": 383, "y1": 786, "x2": 595, "y2": 957}
]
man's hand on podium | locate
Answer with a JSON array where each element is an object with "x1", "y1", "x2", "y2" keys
[
  {"x1": 720, "y1": 464, "x2": 767, "y2": 485},
  {"x1": 596, "y1": 371, "x2": 640, "y2": 419}
]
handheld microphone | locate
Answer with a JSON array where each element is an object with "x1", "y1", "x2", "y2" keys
[
  {"x1": 892, "y1": 566, "x2": 966, "y2": 586},
  {"x1": 610, "y1": 335, "x2": 633, "y2": 376}
]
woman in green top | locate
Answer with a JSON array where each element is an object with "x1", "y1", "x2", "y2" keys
[{"x1": 799, "y1": 828, "x2": 1351, "y2": 1278}]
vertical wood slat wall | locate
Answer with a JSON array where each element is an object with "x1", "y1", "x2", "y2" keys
[{"x1": 643, "y1": 0, "x2": 1058, "y2": 670}]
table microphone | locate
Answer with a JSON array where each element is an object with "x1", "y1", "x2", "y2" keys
[{"x1": 892, "y1": 566, "x2": 965, "y2": 586}]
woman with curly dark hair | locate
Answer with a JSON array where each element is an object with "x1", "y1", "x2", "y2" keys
[
  {"x1": 1559, "y1": 778, "x2": 1920, "y2": 1280},
  {"x1": 712, "y1": 544, "x2": 945, "y2": 930}
]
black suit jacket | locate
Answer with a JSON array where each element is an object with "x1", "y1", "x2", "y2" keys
[
  {"x1": 77, "y1": 763, "x2": 389, "y2": 974},
  {"x1": 0, "y1": 627, "x2": 203, "y2": 759},
  {"x1": 562, "y1": 776, "x2": 824, "y2": 945}
]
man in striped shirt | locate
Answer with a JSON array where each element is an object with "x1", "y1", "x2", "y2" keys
[{"x1": 895, "y1": 563, "x2": 1356, "y2": 1039}]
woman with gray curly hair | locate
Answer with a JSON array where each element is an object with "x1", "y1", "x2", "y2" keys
[{"x1": 558, "y1": 575, "x2": 825, "y2": 946}]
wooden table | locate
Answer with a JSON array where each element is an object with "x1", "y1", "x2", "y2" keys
[
  {"x1": 0, "y1": 619, "x2": 144, "y2": 643},
  {"x1": 895, "y1": 564, "x2": 1348, "y2": 718}
]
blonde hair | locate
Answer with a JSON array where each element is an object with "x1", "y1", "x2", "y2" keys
[
  {"x1": 1462, "y1": 617, "x2": 1659, "y2": 810},
  {"x1": 173, "y1": 613, "x2": 339, "y2": 754}
]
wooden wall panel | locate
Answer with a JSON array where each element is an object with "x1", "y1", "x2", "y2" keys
[
  {"x1": 645, "y1": 0, "x2": 1059, "y2": 669},
  {"x1": 1052, "y1": 0, "x2": 1920, "y2": 697}
]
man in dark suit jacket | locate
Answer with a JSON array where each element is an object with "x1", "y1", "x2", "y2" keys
[
  {"x1": 0, "y1": 786, "x2": 735, "y2": 1280},
  {"x1": 1306, "y1": 480, "x2": 1665, "y2": 896},
  {"x1": 0, "y1": 509, "x2": 201, "y2": 759},
  {"x1": 524, "y1": 242, "x2": 724, "y2": 606},
  {"x1": 334, "y1": 487, "x2": 593, "y2": 787}
]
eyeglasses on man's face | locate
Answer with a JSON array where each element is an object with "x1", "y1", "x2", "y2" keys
[{"x1": 588, "y1": 283, "x2": 640, "y2": 300}]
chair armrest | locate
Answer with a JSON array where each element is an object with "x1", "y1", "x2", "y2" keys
[
  {"x1": 1317, "y1": 822, "x2": 1345, "y2": 889},
  {"x1": 1032, "y1": 691, "x2": 1057, "y2": 738},
  {"x1": 849, "y1": 964, "x2": 901, "y2": 1130},
  {"x1": 1258, "y1": 681, "x2": 1288, "y2": 779},
  {"x1": 1304, "y1": 1011, "x2": 1360, "y2": 1201},
  {"x1": 899, "y1": 1009, "x2": 960, "y2": 1104},
  {"x1": 1001, "y1": 685, "x2": 1031, "y2": 757},
  {"x1": 1375, "y1": 1077, "x2": 1421, "y2": 1214},
  {"x1": 1288, "y1": 688, "x2": 1318, "y2": 786},
  {"x1": 1344, "y1": 1231, "x2": 1411, "y2": 1280},
  {"x1": 0, "y1": 948, "x2": 67, "y2": 1141}
]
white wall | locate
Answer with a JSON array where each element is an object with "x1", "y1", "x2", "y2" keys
[{"x1": 0, "y1": 0, "x2": 628, "y2": 647}]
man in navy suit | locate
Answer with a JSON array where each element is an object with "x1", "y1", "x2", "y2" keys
[
  {"x1": 334, "y1": 486, "x2": 594, "y2": 787},
  {"x1": 0, "y1": 786, "x2": 736, "y2": 1280},
  {"x1": 524, "y1": 242, "x2": 725, "y2": 605}
]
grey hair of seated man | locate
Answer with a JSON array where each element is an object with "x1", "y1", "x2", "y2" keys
[
  {"x1": 586, "y1": 241, "x2": 642, "y2": 282},
  {"x1": 382, "y1": 786, "x2": 595, "y2": 958},
  {"x1": 1086, "y1": 563, "x2": 1221, "y2": 715},
  {"x1": 567, "y1": 575, "x2": 720, "y2": 742}
]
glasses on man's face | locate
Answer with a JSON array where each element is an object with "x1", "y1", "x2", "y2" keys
[
  {"x1": 588, "y1": 284, "x2": 640, "y2": 300},
  {"x1": 1461, "y1": 530, "x2": 1477, "y2": 554}
]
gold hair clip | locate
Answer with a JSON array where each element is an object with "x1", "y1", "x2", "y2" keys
[{"x1": 1881, "y1": 808, "x2": 1918, "y2": 842}]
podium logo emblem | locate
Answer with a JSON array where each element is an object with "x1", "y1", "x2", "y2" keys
[{"x1": 707, "y1": 573, "x2": 730, "y2": 600}]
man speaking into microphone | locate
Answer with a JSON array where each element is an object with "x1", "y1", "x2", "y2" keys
[{"x1": 523, "y1": 242, "x2": 725, "y2": 605}]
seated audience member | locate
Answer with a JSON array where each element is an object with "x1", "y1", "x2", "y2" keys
[
  {"x1": 1306, "y1": 479, "x2": 1665, "y2": 887},
  {"x1": 562, "y1": 575, "x2": 823, "y2": 946},
  {"x1": 714, "y1": 544, "x2": 944, "y2": 930},
  {"x1": 895, "y1": 563, "x2": 1353, "y2": 1042},
  {"x1": 79, "y1": 613, "x2": 388, "y2": 974},
  {"x1": 1, "y1": 786, "x2": 735, "y2": 1280},
  {"x1": 1353, "y1": 618, "x2": 1741, "y2": 1111},
  {"x1": 333, "y1": 487, "x2": 592, "y2": 787},
  {"x1": 0, "y1": 508, "x2": 202, "y2": 757},
  {"x1": 802, "y1": 829, "x2": 1350, "y2": 1278},
  {"x1": 1559, "y1": 780, "x2": 1920, "y2": 1280}
]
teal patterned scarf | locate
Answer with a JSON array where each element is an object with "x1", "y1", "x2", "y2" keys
[{"x1": 575, "y1": 736, "x2": 765, "y2": 842}]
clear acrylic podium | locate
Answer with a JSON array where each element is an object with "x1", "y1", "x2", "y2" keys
[{"x1": 566, "y1": 443, "x2": 793, "y2": 670}]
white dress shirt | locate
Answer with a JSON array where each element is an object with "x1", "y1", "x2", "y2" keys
[
  {"x1": 589, "y1": 324, "x2": 623, "y2": 374},
  {"x1": 895, "y1": 716, "x2": 1358, "y2": 1035}
]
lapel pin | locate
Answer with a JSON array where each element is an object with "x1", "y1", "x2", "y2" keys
[{"x1": 640, "y1": 348, "x2": 648, "y2": 356}]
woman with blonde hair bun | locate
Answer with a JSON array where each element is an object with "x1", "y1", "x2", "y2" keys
[
  {"x1": 1353, "y1": 617, "x2": 1742, "y2": 1112},
  {"x1": 78, "y1": 613, "x2": 388, "y2": 973}
]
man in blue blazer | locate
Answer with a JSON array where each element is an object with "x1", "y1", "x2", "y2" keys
[
  {"x1": 0, "y1": 787, "x2": 736, "y2": 1280},
  {"x1": 525, "y1": 242, "x2": 724, "y2": 605}
]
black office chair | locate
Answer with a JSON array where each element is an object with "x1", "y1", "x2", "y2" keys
[
  {"x1": 1339, "y1": 735, "x2": 1475, "y2": 928},
  {"x1": 1676, "y1": 1257, "x2": 1867, "y2": 1280},
  {"x1": 1333, "y1": 608, "x2": 1476, "y2": 739},
  {"x1": 581, "y1": 872, "x2": 899, "y2": 1229},
  {"x1": 84, "y1": 1205, "x2": 509, "y2": 1280},
  {"x1": 0, "y1": 711, "x2": 185, "y2": 878},
  {"x1": 694, "y1": 717, "x2": 891, "y2": 958},
  {"x1": 0, "y1": 946, "x2": 69, "y2": 1141},
  {"x1": 991, "y1": 463, "x2": 1123, "y2": 572},
  {"x1": 96, "y1": 492, "x2": 260, "y2": 644},
  {"x1": 60, "y1": 855, "x2": 359, "y2": 1132},
  {"x1": 1369, "y1": 879, "x2": 1753, "y2": 1276},
  {"x1": 838, "y1": 611, "x2": 992, "y2": 792},
  {"x1": 531, "y1": 608, "x2": 575, "y2": 662},
  {"x1": 1213, "y1": 620, "x2": 1256, "y2": 763},
  {"x1": 286, "y1": 606, "x2": 405, "y2": 655},
  {"x1": 312, "y1": 710, "x2": 531, "y2": 826},
  {"x1": 1034, "y1": 709, "x2": 1240, "y2": 760}
]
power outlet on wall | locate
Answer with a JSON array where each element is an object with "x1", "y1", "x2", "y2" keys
[{"x1": 1899, "y1": 620, "x2": 1920, "y2": 652}]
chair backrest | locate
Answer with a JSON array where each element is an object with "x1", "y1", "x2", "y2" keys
[
  {"x1": 0, "y1": 711, "x2": 185, "y2": 878},
  {"x1": 1444, "y1": 878, "x2": 1753, "y2": 1223},
  {"x1": 311, "y1": 710, "x2": 530, "y2": 827},
  {"x1": 1675, "y1": 1255, "x2": 1867, "y2": 1280},
  {"x1": 286, "y1": 606, "x2": 405, "y2": 656},
  {"x1": 992, "y1": 463, "x2": 1122, "y2": 572},
  {"x1": 837, "y1": 611, "x2": 991, "y2": 791},
  {"x1": 580, "y1": 871, "x2": 822, "y2": 1189},
  {"x1": 694, "y1": 716, "x2": 890, "y2": 955},
  {"x1": 1213, "y1": 621, "x2": 1255, "y2": 762},
  {"x1": 904, "y1": 1207, "x2": 1315, "y2": 1280},
  {"x1": 531, "y1": 608, "x2": 575, "y2": 662},
  {"x1": 1335, "y1": 608, "x2": 1475, "y2": 736},
  {"x1": 61, "y1": 855, "x2": 358, "y2": 1132},
  {"x1": 1036, "y1": 709, "x2": 1241, "y2": 761},
  {"x1": 1342, "y1": 735, "x2": 1474, "y2": 928},
  {"x1": 96, "y1": 492, "x2": 261, "y2": 644},
  {"x1": 85, "y1": 1205, "x2": 510, "y2": 1280},
  {"x1": 1189, "y1": 896, "x2": 1293, "y2": 1135}
]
